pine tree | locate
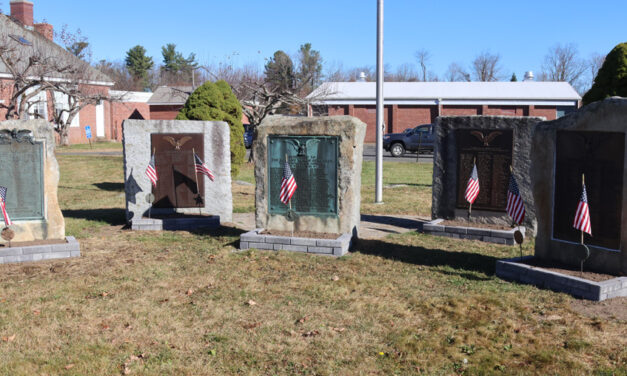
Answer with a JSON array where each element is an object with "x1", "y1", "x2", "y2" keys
[
  {"x1": 582, "y1": 42, "x2": 627, "y2": 105},
  {"x1": 297, "y1": 43, "x2": 322, "y2": 95},
  {"x1": 510, "y1": 73, "x2": 518, "y2": 82},
  {"x1": 125, "y1": 45, "x2": 154, "y2": 87},
  {"x1": 161, "y1": 43, "x2": 181, "y2": 73},
  {"x1": 264, "y1": 50, "x2": 295, "y2": 92}
]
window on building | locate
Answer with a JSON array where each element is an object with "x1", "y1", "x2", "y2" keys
[
  {"x1": 556, "y1": 106, "x2": 575, "y2": 118},
  {"x1": 53, "y1": 92, "x2": 80, "y2": 127},
  {"x1": 23, "y1": 87, "x2": 47, "y2": 120}
]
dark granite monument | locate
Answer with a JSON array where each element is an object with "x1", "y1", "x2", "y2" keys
[{"x1": 531, "y1": 98, "x2": 627, "y2": 276}]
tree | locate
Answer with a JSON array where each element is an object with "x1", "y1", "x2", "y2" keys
[
  {"x1": 264, "y1": 50, "x2": 295, "y2": 92},
  {"x1": 394, "y1": 63, "x2": 419, "y2": 81},
  {"x1": 588, "y1": 52, "x2": 606, "y2": 86},
  {"x1": 510, "y1": 73, "x2": 518, "y2": 82},
  {"x1": 296, "y1": 43, "x2": 322, "y2": 95},
  {"x1": 541, "y1": 43, "x2": 587, "y2": 92},
  {"x1": 445, "y1": 62, "x2": 470, "y2": 82},
  {"x1": 415, "y1": 49, "x2": 431, "y2": 81},
  {"x1": 57, "y1": 25, "x2": 91, "y2": 61},
  {"x1": 161, "y1": 43, "x2": 181, "y2": 73},
  {"x1": 93, "y1": 59, "x2": 136, "y2": 91},
  {"x1": 176, "y1": 81, "x2": 245, "y2": 176},
  {"x1": 125, "y1": 45, "x2": 153, "y2": 88},
  {"x1": 582, "y1": 42, "x2": 627, "y2": 105},
  {"x1": 472, "y1": 51, "x2": 502, "y2": 81}
]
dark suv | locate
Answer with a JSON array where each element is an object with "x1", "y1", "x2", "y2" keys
[
  {"x1": 243, "y1": 124, "x2": 253, "y2": 148},
  {"x1": 383, "y1": 124, "x2": 435, "y2": 157}
]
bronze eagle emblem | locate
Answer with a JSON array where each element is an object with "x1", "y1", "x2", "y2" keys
[
  {"x1": 470, "y1": 131, "x2": 502, "y2": 146},
  {"x1": 163, "y1": 136, "x2": 192, "y2": 150}
]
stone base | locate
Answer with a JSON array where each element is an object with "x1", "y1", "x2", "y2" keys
[
  {"x1": 240, "y1": 229, "x2": 352, "y2": 256},
  {"x1": 131, "y1": 216, "x2": 220, "y2": 231},
  {"x1": 496, "y1": 256, "x2": 627, "y2": 301},
  {"x1": 422, "y1": 219, "x2": 522, "y2": 245},
  {"x1": 0, "y1": 236, "x2": 80, "y2": 264}
]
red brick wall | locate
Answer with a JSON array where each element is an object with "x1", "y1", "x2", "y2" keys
[
  {"x1": 530, "y1": 106, "x2": 557, "y2": 120},
  {"x1": 393, "y1": 105, "x2": 436, "y2": 134},
  {"x1": 441, "y1": 105, "x2": 481, "y2": 116},
  {"x1": 111, "y1": 102, "x2": 150, "y2": 141},
  {"x1": 484, "y1": 105, "x2": 527, "y2": 116},
  {"x1": 150, "y1": 105, "x2": 182, "y2": 120}
]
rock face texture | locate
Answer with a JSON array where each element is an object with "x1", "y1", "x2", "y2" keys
[
  {"x1": 0, "y1": 120, "x2": 65, "y2": 242},
  {"x1": 254, "y1": 116, "x2": 366, "y2": 237},
  {"x1": 432, "y1": 116, "x2": 545, "y2": 234},
  {"x1": 532, "y1": 98, "x2": 627, "y2": 275},
  {"x1": 123, "y1": 120, "x2": 232, "y2": 224}
]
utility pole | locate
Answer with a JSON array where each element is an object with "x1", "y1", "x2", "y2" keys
[{"x1": 375, "y1": 0, "x2": 384, "y2": 203}]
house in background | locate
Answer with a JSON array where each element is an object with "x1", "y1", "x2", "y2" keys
[
  {"x1": 147, "y1": 86, "x2": 193, "y2": 120},
  {"x1": 308, "y1": 80, "x2": 581, "y2": 142}
]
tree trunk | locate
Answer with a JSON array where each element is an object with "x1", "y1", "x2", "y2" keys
[{"x1": 60, "y1": 128, "x2": 70, "y2": 146}]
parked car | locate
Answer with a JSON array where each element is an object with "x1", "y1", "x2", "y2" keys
[
  {"x1": 383, "y1": 124, "x2": 435, "y2": 157},
  {"x1": 243, "y1": 124, "x2": 253, "y2": 148}
]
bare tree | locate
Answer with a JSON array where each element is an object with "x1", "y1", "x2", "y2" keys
[
  {"x1": 414, "y1": 49, "x2": 430, "y2": 81},
  {"x1": 588, "y1": 52, "x2": 606, "y2": 85},
  {"x1": 541, "y1": 43, "x2": 587, "y2": 91},
  {"x1": 393, "y1": 63, "x2": 419, "y2": 81},
  {"x1": 472, "y1": 51, "x2": 502, "y2": 81},
  {"x1": 445, "y1": 62, "x2": 470, "y2": 82}
]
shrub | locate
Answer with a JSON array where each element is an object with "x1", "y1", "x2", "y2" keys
[{"x1": 582, "y1": 42, "x2": 627, "y2": 105}]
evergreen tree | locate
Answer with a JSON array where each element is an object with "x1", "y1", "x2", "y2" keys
[
  {"x1": 161, "y1": 43, "x2": 181, "y2": 73},
  {"x1": 125, "y1": 45, "x2": 154, "y2": 87},
  {"x1": 582, "y1": 42, "x2": 627, "y2": 105},
  {"x1": 264, "y1": 50, "x2": 295, "y2": 92},
  {"x1": 66, "y1": 41, "x2": 89, "y2": 60},
  {"x1": 510, "y1": 73, "x2": 518, "y2": 82},
  {"x1": 297, "y1": 43, "x2": 322, "y2": 94},
  {"x1": 176, "y1": 81, "x2": 245, "y2": 176}
]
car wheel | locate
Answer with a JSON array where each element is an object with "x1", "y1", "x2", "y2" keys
[{"x1": 390, "y1": 143, "x2": 405, "y2": 157}]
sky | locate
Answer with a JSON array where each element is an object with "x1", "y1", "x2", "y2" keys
[{"x1": 13, "y1": 0, "x2": 627, "y2": 82}]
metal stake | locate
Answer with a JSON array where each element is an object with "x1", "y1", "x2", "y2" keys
[{"x1": 375, "y1": 0, "x2": 384, "y2": 204}]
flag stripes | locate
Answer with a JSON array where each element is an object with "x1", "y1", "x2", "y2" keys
[
  {"x1": 465, "y1": 163, "x2": 480, "y2": 204},
  {"x1": 0, "y1": 186, "x2": 12, "y2": 227},
  {"x1": 194, "y1": 153, "x2": 215, "y2": 181},
  {"x1": 506, "y1": 173, "x2": 526, "y2": 224},
  {"x1": 280, "y1": 161, "x2": 297, "y2": 204},
  {"x1": 145, "y1": 153, "x2": 158, "y2": 187},
  {"x1": 573, "y1": 183, "x2": 592, "y2": 235}
]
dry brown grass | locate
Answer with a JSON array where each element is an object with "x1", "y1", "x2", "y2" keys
[{"x1": 0, "y1": 155, "x2": 624, "y2": 375}]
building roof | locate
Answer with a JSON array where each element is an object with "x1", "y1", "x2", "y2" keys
[
  {"x1": 147, "y1": 86, "x2": 192, "y2": 105},
  {"x1": 0, "y1": 14, "x2": 113, "y2": 85},
  {"x1": 110, "y1": 90, "x2": 153, "y2": 103},
  {"x1": 308, "y1": 81, "x2": 581, "y2": 106}
]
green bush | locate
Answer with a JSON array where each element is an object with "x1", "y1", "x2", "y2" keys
[
  {"x1": 176, "y1": 80, "x2": 245, "y2": 177},
  {"x1": 582, "y1": 42, "x2": 627, "y2": 105}
]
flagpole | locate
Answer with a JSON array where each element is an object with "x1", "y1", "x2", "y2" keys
[
  {"x1": 468, "y1": 156, "x2": 476, "y2": 220},
  {"x1": 580, "y1": 173, "x2": 585, "y2": 245},
  {"x1": 286, "y1": 153, "x2": 294, "y2": 237},
  {"x1": 149, "y1": 147, "x2": 156, "y2": 219},
  {"x1": 192, "y1": 148, "x2": 202, "y2": 215}
]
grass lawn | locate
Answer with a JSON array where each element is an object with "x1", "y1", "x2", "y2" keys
[
  {"x1": 0, "y1": 155, "x2": 624, "y2": 375},
  {"x1": 56, "y1": 140, "x2": 123, "y2": 153}
]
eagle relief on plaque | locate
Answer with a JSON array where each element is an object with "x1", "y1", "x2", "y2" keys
[
  {"x1": 150, "y1": 133, "x2": 204, "y2": 208},
  {"x1": 456, "y1": 129, "x2": 513, "y2": 211}
]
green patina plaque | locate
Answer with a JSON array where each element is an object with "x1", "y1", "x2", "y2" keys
[
  {"x1": 0, "y1": 142, "x2": 44, "y2": 220},
  {"x1": 268, "y1": 135, "x2": 338, "y2": 216}
]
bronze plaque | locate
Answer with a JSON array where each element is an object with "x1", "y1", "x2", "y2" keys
[
  {"x1": 553, "y1": 131, "x2": 624, "y2": 250},
  {"x1": 0, "y1": 141, "x2": 44, "y2": 220},
  {"x1": 150, "y1": 133, "x2": 204, "y2": 208},
  {"x1": 456, "y1": 129, "x2": 513, "y2": 211}
]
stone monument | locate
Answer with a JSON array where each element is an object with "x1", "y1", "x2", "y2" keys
[
  {"x1": 426, "y1": 116, "x2": 545, "y2": 243},
  {"x1": 240, "y1": 116, "x2": 366, "y2": 256},
  {"x1": 531, "y1": 98, "x2": 627, "y2": 276},
  {"x1": 0, "y1": 120, "x2": 79, "y2": 264},
  {"x1": 123, "y1": 120, "x2": 232, "y2": 230}
]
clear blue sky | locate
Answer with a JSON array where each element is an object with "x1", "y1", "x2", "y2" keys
[{"x1": 16, "y1": 0, "x2": 627, "y2": 80}]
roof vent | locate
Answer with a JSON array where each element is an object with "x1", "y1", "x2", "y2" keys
[
  {"x1": 523, "y1": 71, "x2": 534, "y2": 81},
  {"x1": 357, "y1": 72, "x2": 367, "y2": 82}
]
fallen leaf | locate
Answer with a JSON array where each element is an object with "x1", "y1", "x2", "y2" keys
[
  {"x1": 243, "y1": 322, "x2": 261, "y2": 330},
  {"x1": 332, "y1": 327, "x2": 346, "y2": 333},
  {"x1": 159, "y1": 298, "x2": 169, "y2": 303},
  {"x1": 32, "y1": 310, "x2": 40, "y2": 315},
  {"x1": 302, "y1": 330, "x2": 320, "y2": 337},
  {"x1": 64, "y1": 364, "x2": 74, "y2": 370},
  {"x1": 123, "y1": 366, "x2": 131, "y2": 375},
  {"x1": 186, "y1": 288, "x2": 194, "y2": 296},
  {"x1": 101, "y1": 292, "x2": 108, "y2": 297},
  {"x1": 332, "y1": 275, "x2": 340, "y2": 281},
  {"x1": 2, "y1": 334, "x2": 16, "y2": 342},
  {"x1": 296, "y1": 316, "x2": 308, "y2": 324},
  {"x1": 246, "y1": 300, "x2": 256, "y2": 306}
]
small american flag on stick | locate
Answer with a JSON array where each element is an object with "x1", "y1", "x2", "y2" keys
[
  {"x1": 145, "y1": 153, "x2": 158, "y2": 187},
  {"x1": 465, "y1": 162, "x2": 480, "y2": 204},
  {"x1": 0, "y1": 186, "x2": 12, "y2": 226},
  {"x1": 573, "y1": 176, "x2": 592, "y2": 236},
  {"x1": 194, "y1": 152, "x2": 215, "y2": 181},
  {"x1": 506, "y1": 173, "x2": 526, "y2": 225},
  {"x1": 280, "y1": 160, "x2": 297, "y2": 205}
]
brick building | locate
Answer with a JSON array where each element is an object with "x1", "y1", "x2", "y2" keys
[{"x1": 309, "y1": 81, "x2": 581, "y2": 142}]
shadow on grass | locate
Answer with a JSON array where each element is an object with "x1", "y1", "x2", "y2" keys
[
  {"x1": 354, "y1": 238, "x2": 497, "y2": 277},
  {"x1": 361, "y1": 214, "x2": 426, "y2": 230},
  {"x1": 63, "y1": 208, "x2": 126, "y2": 226},
  {"x1": 189, "y1": 224, "x2": 246, "y2": 248},
  {"x1": 94, "y1": 182, "x2": 124, "y2": 191}
]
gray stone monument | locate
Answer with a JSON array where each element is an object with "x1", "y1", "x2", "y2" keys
[
  {"x1": 427, "y1": 116, "x2": 545, "y2": 242},
  {"x1": 240, "y1": 116, "x2": 366, "y2": 256},
  {"x1": 0, "y1": 120, "x2": 79, "y2": 264},
  {"x1": 531, "y1": 98, "x2": 627, "y2": 276},
  {"x1": 123, "y1": 120, "x2": 232, "y2": 230}
]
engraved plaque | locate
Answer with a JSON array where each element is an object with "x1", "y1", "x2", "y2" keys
[
  {"x1": 553, "y1": 131, "x2": 624, "y2": 250},
  {"x1": 0, "y1": 142, "x2": 44, "y2": 220},
  {"x1": 150, "y1": 133, "x2": 204, "y2": 208},
  {"x1": 268, "y1": 136, "x2": 338, "y2": 216},
  {"x1": 456, "y1": 129, "x2": 513, "y2": 211}
]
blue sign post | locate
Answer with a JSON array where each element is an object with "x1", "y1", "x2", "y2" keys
[{"x1": 85, "y1": 125, "x2": 92, "y2": 149}]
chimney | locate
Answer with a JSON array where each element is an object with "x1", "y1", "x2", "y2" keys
[
  {"x1": 10, "y1": 0, "x2": 34, "y2": 28},
  {"x1": 357, "y1": 72, "x2": 367, "y2": 82},
  {"x1": 523, "y1": 71, "x2": 534, "y2": 82},
  {"x1": 34, "y1": 23, "x2": 53, "y2": 41}
]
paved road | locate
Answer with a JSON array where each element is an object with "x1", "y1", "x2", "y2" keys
[{"x1": 57, "y1": 145, "x2": 434, "y2": 163}]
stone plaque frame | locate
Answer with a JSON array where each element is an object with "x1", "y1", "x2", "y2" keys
[
  {"x1": 267, "y1": 135, "x2": 338, "y2": 217},
  {"x1": 0, "y1": 140, "x2": 45, "y2": 220}
]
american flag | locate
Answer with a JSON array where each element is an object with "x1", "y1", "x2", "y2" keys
[
  {"x1": 0, "y1": 186, "x2": 12, "y2": 227},
  {"x1": 464, "y1": 162, "x2": 480, "y2": 204},
  {"x1": 145, "y1": 153, "x2": 158, "y2": 187},
  {"x1": 573, "y1": 182, "x2": 592, "y2": 235},
  {"x1": 279, "y1": 160, "x2": 297, "y2": 205},
  {"x1": 194, "y1": 153, "x2": 215, "y2": 181},
  {"x1": 506, "y1": 173, "x2": 526, "y2": 224}
]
